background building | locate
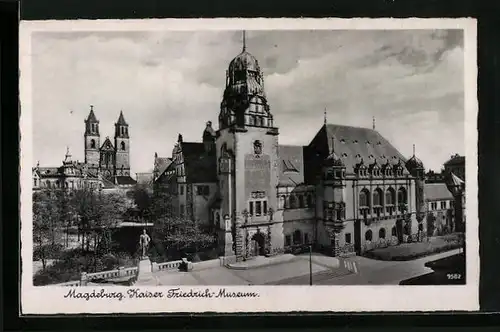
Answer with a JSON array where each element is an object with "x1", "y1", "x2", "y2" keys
[{"x1": 33, "y1": 107, "x2": 137, "y2": 191}]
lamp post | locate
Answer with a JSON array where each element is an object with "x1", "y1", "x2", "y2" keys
[{"x1": 309, "y1": 242, "x2": 313, "y2": 286}]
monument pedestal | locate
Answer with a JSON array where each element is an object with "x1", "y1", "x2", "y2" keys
[{"x1": 136, "y1": 257, "x2": 154, "y2": 283}]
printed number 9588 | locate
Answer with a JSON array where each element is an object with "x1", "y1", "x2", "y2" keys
[{"x1": 447, "y1": 273, "x2": 462, "y2": 280}]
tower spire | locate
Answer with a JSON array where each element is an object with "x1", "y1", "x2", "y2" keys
[
  {"x1": 242, "y1": 30, "x2": 246, "y2": 52},
  {"x1": 413, "y1": 144, "x2": 416, "y2": 156},
  {"x1": 372, "y1": 116, "x2": 376, "y2": 130},
  {"x1": 324, "y1": 108, "x2": 327, "y2": 125}
]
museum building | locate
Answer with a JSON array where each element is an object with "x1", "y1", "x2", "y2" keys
[{"x1": 153, "y1": 39, "x2": 464, "y2": 260}]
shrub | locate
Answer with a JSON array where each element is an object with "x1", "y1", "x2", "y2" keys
[{"x1": 33, "y1": 243, "x2": 64, "y2": 261}]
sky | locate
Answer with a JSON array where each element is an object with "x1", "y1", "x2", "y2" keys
[{"x1": 31, "y1": 29, "x2": 464, "y2": 175}]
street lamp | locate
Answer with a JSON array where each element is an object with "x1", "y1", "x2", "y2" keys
[{"x1": 309, "y1": 242, "x2": 313, "y2": 286}]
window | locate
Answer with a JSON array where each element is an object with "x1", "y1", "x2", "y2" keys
[
  {"x1": 385, "y1": 188, "x2": 395, "y2": 205},
  {"x1": 121, "y1": 141, "x2": 126, "y2": 150},
  {"x1": 289, "y1": 195, "x2": 297, "y2": 209},
  {"x1": 373, "y1": 188, "x2": 383, "y2": 206},
  {"x1": 249, "y1": 202, "x2": 254, "y2": 215},
  {"x1": 304, "y1": 233, "x2": 309, "y2": 244},
  {"x1": 379, "y1": 228, "x2": 386, "y2": 239},
  {"x1": 293, "y1": 230, "x2": 302, "y2": 244},
  {"x1": 441, "y1": 201, "x2": 446, "y2": 209},
  {"x1": 34, "y1": 179, "x2": 38, "y2": 187},
  {"x1": 365, "y1": 230, "x2": 373, "y2": 241},
  {"x1": 297, "y1": 195, "x2": 303, "y2": 208},
  {"x1": 345, "y1": 233, "x2": 352, "y2": 244},
  {"x1": 279, "y1": 195, "x2": 285, "y2": 209},
  {"x1": 255, "y1": 201, "x2": 262, "y2": 216},
  {"x1": 307, "y1": 194, "x2": 313, "y2": 208},
  {"x1": 46, "y1": 180, "x2": 51, "y2": 188},
  {"x1": 418, "y1": 223, "x2": 423, "y2": 231},
  {"x1": 431, "y1": 202, "x2": 437, "y2": 210},
  {"x1": 285, "y1": 235, "x2": 291, "y2": 246},
  {"x1": 359, "y1": 189, "x2": 370, "y2": 207},
  {"x1": 90, "y1": 139, "x2": 96, "y2": 148},
  {"x1": 263, "y1": 201, "x2": 268, "y2": 215},
  {"x1": 180, "y1": 204, "x2": 185, "y2": 217},
  {"x1": 197, "y1": 185, "x2": 210, "y2": 196},
  {"x1": 180, "y1": 185, "x2": 184, "y2": 195}
]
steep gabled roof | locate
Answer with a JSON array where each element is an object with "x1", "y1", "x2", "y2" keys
[
  {"x1": 100, "y1": 137, "x2": 114, "y2": 151},
  {"x1": 424, "y1": 183, "x2": 453, "y2": 201},
  {"x1": 278, "y1": 145, "x2": 305, "y2": 186},
  {"x1": 181, "y1": 142, "x2": 217, "y2": 183},
  {"x1": 304, "y1": 124, "x2": 409, "y2": 183},
  {"x1": 86, "y1": 108, "x2": 98, "y2": 122},
  {"x1": 154, "y1": 157, "x2": 173, "y2": 179},
  {"x1": 115, "y1": 176, "x2": 137, "y2": 185},
  {"x1": 444, "y1": 154, "x2": 465, "y2": 166}
]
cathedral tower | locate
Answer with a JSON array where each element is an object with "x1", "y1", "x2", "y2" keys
[
  {"x1": 114, "y1": 111, "x2": 130, "y2": 176},
  {"x1": 216, "y1": 31, "x2": 281, "y2": 260},
  {"x1": 405, "y1": 144, "x2": 426, "y2": 234},
  {"x1": 84, "y1": 105, "x2": 100, "y2": 173}
]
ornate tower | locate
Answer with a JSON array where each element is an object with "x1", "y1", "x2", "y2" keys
[
  {"x1": 321, "y1": 138, "x2": 347, "y2": 256},
  {"x1": 84, "y1": 105, "x2": 100, "y2": 173},
  {"x1": 114, "y1": 111, "x2": 130, "y2": 176},
  {"x1": 405, "y1": 144, "x2": 426, "y2": 237},
  {"x1": 215, "y1": 31, "x2": 280, "y2": 260}
]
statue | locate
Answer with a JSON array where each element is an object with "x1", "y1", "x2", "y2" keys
[{"x1": 139, "y1": 229, "x2": 151, "y2": 259}]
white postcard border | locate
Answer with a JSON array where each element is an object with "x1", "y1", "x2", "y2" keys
[{"x1": 20, "y1": 18, "x2": 479, "y2": 314}]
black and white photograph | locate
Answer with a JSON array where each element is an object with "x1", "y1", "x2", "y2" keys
[{"x1": 20, "y1": 18, "x2": 478, "y2": 314}]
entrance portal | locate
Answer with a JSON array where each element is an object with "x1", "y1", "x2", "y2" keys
[{"x1": 251, "y1": 232, "x2": 266, "y2": 256}]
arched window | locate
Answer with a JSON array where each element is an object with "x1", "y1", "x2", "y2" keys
[
  {"x1": 398, "y1": 187, "x2": 407, "y2": 204},
  {"x1": 379, "y1": 228, "x2": 386, "y2": 239},
  {"x1": 359, "y1": 189, "x2": 370, "y2": 207},
  {"x1": 293, "y1": 230, "x2": 302, "y2": 244},
  {"x1": 373, "y1": 188, "x2": 383, "y2": 206},
  {"x1": 120, "y1": 141, "x2": 125, "y2": 151},
  {"x1": 289, "y1": 195, "x2": 297, "y2": 209},
  {"x1": 385, "y1": 188, "x2": 395, "y2": 205},
  {"x1": 365, "y1": 230, "x2": 373, "y2": 241},
  {"x1": 90, "y1": 139, "x2": 96, "y2": 149}
]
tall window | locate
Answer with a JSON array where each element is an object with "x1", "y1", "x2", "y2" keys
[
  {"x1": 289, "y1": 195, "x2": 297, "y2": 209},
  {"x1": 255, "y1": 201, "x2": 262, "y2": 216},
  {"x1": 379, "y1": 228, "x2": 386, "y2": 239},
  {"x1": 249, "y1": 202, "x2": 254, "y2": 215},
  {"x1": 121, "y1": 141, "x2": 126, "y2": 151},
  {"x1": 179, "y1": 185, "x2": 184, "y2": 195},
  {"x1": 293, "y1": 230, "x2": 302, "y2": 244},
  {"x1": 90, "y1": 139, "x2": 96, "y2": 148},
  {"x1": 345, "y1": 233, "x2": 352, "y2": 244},
  {"x1": 180, "y1": 204, "x2": 185, "y2": 217},
  {"x1": 365, "y1": 230, "x2": 373, "y2": 241},
  {"x1": 298, "y1": 195, "x2": 304, "y2": 208},
  {"x1": 279, "y1": 195, "x2": 285, "y2": 209},
  {"x1": 307, "y1": 194, "x2": 313, "y2": 207},
  {"x1": 359, "y1": 189, "x2": 370, "y2": 207},
  {"x1": 385, "y1": 188, "x2": 395, "y2": 205},
  {"x1": 373, "y1": 188, "x2": 383, "y2": 206},
  {"x1": 398, "y1": 187, "x2": 407, "y2": 212},
  {"x1": 440, "y1": 201, "x2": 446, "y2": 209}
]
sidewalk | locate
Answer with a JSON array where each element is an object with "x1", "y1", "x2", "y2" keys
[{"x1": 226, "y1": 254, "x2": 296, "y2": 270}]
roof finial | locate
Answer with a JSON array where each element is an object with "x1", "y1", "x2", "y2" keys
[
  {"x1": 331, "y1": 136, "x2": 335, "y2": 154},
  {"x1": 324, "y1": 108, "x2": 327, "y2": 125},
  {"x1": 90, "y1": 105, "x2": 94, "y2": 111},
  {"x1": 242, "y1": 30, "x2": 246, "y2": 52},
  {"x1": 413, "y1": 144, "x2": 416, "y2": 156},
  {"x1": 372, "y1": 116, "x2": 376, "y2": 130}
]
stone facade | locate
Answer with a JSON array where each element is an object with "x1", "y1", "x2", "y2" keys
[
  {"x1": 153, "y1": 39, "x2": 464, "y2": 259},
  {"x1": 34, "y1": 107, "x2": 137, "y2": 191}
]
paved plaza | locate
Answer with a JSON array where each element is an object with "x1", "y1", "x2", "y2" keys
[{"x1": 143, "y1": 249, "x2": 461, "y2": 286}]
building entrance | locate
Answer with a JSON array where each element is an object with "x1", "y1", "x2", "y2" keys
[{"x1": 251, "y1": 232, "x2": 266, "y2": 256}]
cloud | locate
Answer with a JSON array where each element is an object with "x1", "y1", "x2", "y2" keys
[{"x1": 30, "y1": 29, "x2": 464, "y2": 174}]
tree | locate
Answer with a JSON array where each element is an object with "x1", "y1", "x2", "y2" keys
[
  {"x1": 33, "y1": 189, "x2": 64, "y2": 270},
  {"x1": 70, "y1": 187, "x2": 130, "y2": 271},
  {"x1": 149, "y1": 190, "x2": 216, "y2": 261}
]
